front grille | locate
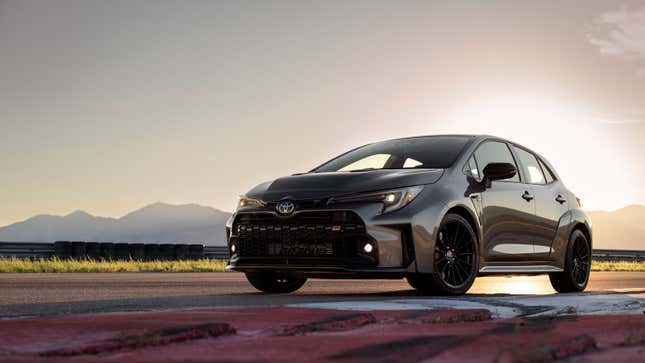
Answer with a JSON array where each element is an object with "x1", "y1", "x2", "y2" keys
[{"x1": 232, "y1": 211, "x2": 366, "y2": 259}]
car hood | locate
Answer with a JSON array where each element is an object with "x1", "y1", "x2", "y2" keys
[{"x1": 245, "y1": 169, "x2": 444, "y2": 201}]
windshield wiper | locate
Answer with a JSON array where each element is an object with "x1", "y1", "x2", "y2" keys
[{"x1": 346, "y1": 168, "x2": 380, "y2": 173}]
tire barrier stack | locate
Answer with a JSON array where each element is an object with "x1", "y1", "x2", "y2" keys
[
  {"x1": 159, "y1": 244, "x2": 176, "y2": 260},
  {"x1": 54, "y1": 241, "x2": 72, "y2": 259},
  {"x1": 71, "y1": 241, "x2": 86, "y2": 259},
  {"x1": 114, "y1": 243, "x2": 130, "y2": 260},
  {"x1": 100, "y1": 243, "x2": 115, "y2": 260},
  {"x1": 175, "y1": 244, "x2": 189, "y2": 260},
  {"x1": 0, "y1": 241, "x2": 229, "y2": 261},
  {"x1": 86, "y1": 242, "x2": 101, "y2": 260}
]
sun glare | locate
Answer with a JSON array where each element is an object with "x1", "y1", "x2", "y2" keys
[
  {"x1": 433, "y1": 93, "x2": 639, "y2": 211},
  {"x1": 472, "y1": 275, "x2": 556, "y2": 295}
]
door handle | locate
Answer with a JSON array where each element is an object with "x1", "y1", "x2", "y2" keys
[
  {"x1": 522, "y1": 191, "x2": 534, "y2": 202},
  {"x1": 555, "y1": 194, "x2": 566, "y2": 204}
]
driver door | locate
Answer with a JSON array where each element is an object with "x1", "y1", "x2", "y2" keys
[{"x1": 472, "y1": 141, "x2": 537, "y2": 261}]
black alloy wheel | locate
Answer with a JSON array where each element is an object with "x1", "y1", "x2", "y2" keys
[
  {"x1": 571, "y1": 234, "x2": 591, "y2": 286},
  {"x1": 407, "y1": 213, "x2": 479, "y2": 295},
  {"x1": 549, "y1": 229, "x2": 591, "y2": 292},
  {"x1": 435, "y1": 217, "x2": 477, "y2": 288}
]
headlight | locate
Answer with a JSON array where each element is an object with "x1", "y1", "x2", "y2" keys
[
  {"x1": 237, "y1": 196, "x2": 266, "y2": 209},
  {"x1": 329, "y1": 185, "x2": 424, "y2": 214}
]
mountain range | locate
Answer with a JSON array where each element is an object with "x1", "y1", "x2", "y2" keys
[
  {"x1": 0, "y1": 203, "x2": 231, "y2": 245},
  {"x1": 587, "y1": 205, "x2": 645, "y2": 250},
  {"x1": 0, "y1": 203, "x2": 643, "y2": 250}
]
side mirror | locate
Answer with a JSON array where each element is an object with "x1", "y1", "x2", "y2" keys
[{"x1": 482, "y1": 163, "x2": 516, "y2": 187}]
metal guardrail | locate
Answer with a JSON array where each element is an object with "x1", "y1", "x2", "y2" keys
[
  {"x1": 204, "y1": 246, "x2": 229, "y2": 260},
  {"x1": 0, "y1": 242, "x2": 229, "y2": 260},
  {"x1": 591, "y1": 249, "x2": 645, "y2": 262},
  {"x1": 0, "y1": 242, "x2": 55, "y2": 259},
  {"x1": 0, "y1": 242, "x2": 642, "y2": 262}
]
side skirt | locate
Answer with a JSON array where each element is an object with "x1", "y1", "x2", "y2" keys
[{"x1": 478, "y1": 265, "x2": 563, "y2": 274}]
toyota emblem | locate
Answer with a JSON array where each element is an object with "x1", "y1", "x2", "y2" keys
[{"x1": 276, "y1": 200, "x2": 296, "y2": 215}]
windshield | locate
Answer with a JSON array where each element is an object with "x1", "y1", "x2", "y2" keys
[{"x1": 314, "y1": 136, "x2": 473, "y2": 172}]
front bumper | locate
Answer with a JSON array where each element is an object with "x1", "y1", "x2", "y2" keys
[
  {"x1": 225, "y1": 262, "x2": 412, "y2": 279},
  {"x1": 225, "y1": 203, "x2": 418, "y2": 277}
]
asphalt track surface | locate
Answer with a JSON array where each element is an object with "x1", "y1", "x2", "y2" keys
[
  {"x1": 1, "y1": 272, "x2": 645, "y2": 362},
  {"x1": 1, "y1": 271, "x2": 644, "y2": 318}
]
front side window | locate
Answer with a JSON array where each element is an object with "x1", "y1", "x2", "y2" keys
[
  {"x1": 473, "y1": 141, "x2": 520, "y2": 182},
  {"x1": 463, "y1": 155, "x2": 480, "y2": 180},
  {"x1": 314, "y1": 136, "x2": 472, "y2": 172},
  {"x1": 512, "y1": 146, "x2": 546, "y2": 185}
]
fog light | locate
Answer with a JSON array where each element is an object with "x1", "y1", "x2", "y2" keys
[
  {"x1": 230, "y1": 244, "x2": 237, "y2": 253},
  {"x1": 363, "y1": 242, "x2": 374, "y2": 254}
]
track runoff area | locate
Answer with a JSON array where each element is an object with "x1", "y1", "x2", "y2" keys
[{"x1": 1, "y1": 273, "x2": 644, "y2": 362}]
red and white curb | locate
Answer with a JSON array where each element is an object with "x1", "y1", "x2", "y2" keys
[
  {"x1": 290, "y1": 291, "x2": 645, "y2": 318},
  {"x1": 1, "y1": 291, "x2": 645, "y2": 362},
  {"x1": 1, "y1": 306, "x2": 644, "y2": 362}
]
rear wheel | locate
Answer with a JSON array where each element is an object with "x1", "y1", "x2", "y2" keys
[
  {"x1": 245, "y1": 271, "x2": 307, "y2": 294},
  {"x1": 407, "y1": 213, "x2": 479, "y2": 295},
  {"x1": 549, "y1": 229, "x2": 590, "y2": 293}
]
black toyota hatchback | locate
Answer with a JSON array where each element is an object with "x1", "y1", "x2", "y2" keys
[{"x1": 226, "y1": 135, "x2": 592, "y2": 295}]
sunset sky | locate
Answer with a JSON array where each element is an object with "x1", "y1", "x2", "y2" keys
[{"x1": 1, "y1": 0, "x2": 645, "y2": 226}]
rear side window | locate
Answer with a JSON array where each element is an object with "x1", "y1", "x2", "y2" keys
[
  {"x1": 512, "y1": 146, "x2": 546, "y2": 185},
  {"x1": 539, "y1": 159, "x2": 556, "y2": 183},
  {"x1": 473, "y1": 141, "x2": 520, "y2": 182}
]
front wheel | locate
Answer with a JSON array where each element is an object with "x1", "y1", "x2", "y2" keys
[
  {"x1": 549, "y1": 229, "x2": 590, "y2": 293},
  {"x1": 245, "y1": 271, "x2": 307, "y2": 294},
  {"x1": 407, "y1": 213, "x2": 479, "y2": 295}
]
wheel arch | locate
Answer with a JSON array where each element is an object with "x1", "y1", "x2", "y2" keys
[
  {"x1": 410, "y1": 188, "x2": 483, "y2": 274},
  {"x1": 443, "y1": 205, "x2": 481, "y2": 244},
  {"x1": 419, "y1": 204, "x2": 480, "y2": 295},
  {"x1": 572, "y1": 222, "x2": 592, "y2": 250},
  {"x1": 549, "y1": 216, "x2": 593, "y2": 293},
  {"x1": 568, "y1": 209, "x2": 593, "y2": 250}
]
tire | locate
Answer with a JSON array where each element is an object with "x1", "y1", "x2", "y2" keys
[
  {"x1": 188, "y1": 244, "x2": 205, "y2": 260},
  {"x1": 129, "y1": 243, "x2": 146, "y2": 260},
  {"x1": 85, "y1": 242, "x2": 101, "y2": 260},
  {"x1": 71, "y1": 241, "x2": 86, "y2": 260},
  {"x1": 175, "y1": 244, "x2": 189, "y2": 260},
  {"x1": 100, "y1": 243, "x2": 115, "y2": 261},
  {"x1": 159, "y1": 244, "x2": 176, "y2": 260},
  {"x1": 144, "y1": 244, "x2": 160, "y2": 261},
  {"x1": 549, "y1": 229, "x2": 590, "y2": 293},
  {"x1": 54, "y1": 241, "x2": 72, "y2": 259},
  {"x1": 406, "y1": 274, "x2": 426, "y2": 290},
  {"x1": 115, "y1": 243, "x2": 130, "y2": 260},
  {"x1": 245, "y1": 271, "x2": 307, "y2": 294},
  {"x1": 407, "y1": 213, "x2": 479, "y2": 296}
]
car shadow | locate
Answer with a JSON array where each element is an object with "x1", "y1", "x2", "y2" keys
[{"x1": 4, "y1": 288, "x2": 643, "y2": 319}]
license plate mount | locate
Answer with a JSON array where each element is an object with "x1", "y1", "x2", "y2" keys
[{"x1": 267, "y1": 242, "x2": 334, "y2": 257}]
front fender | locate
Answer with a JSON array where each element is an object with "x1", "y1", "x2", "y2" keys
[
  {"x1": 410, "y1": 184, "x2": 480, "y2": 274},
  {"x1": 225, "y1": 215, "x2": 234, "y2": 245}
]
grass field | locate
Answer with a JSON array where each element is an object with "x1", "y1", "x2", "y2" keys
[
  {"x1": 0, "y1": 258, "x2": 644, "y2": 273},
  {"x1": 591, "y1": 261, "x2": 645, "y2": 272},
  {"x1": 0, "y1": 257, "x2": 227, "y2": 273}
]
